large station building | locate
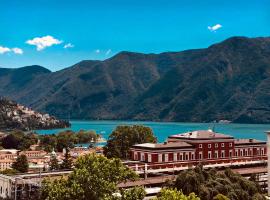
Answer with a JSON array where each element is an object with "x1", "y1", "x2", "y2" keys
[{"x1": 130, "y1": 129, "x2": 266, "y2": 164}]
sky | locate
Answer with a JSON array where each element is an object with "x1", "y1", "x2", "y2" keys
[{"x1": 0, "y1": 0, "x2": 269, "y2": 71}]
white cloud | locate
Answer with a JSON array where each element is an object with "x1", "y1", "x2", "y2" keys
[
  {"x1": 105, "y1": 49, "x2": 111, "y2": 55},
  {"x1": 208, "y1": 24, "x2": 222, "y2": 32},
  {"x1": 95, "y1": 49, "x2": 100, "y2": 54},
  {"x1": 12, "y1": 47, "x2": 23, "y2": 54},
  {"x1": 64, "y1": 43, "x2": 74, "y2": 49},
  {"x1": 26, "y1": 35, "x2": 62, "y2": 51},
  {"x1": 0, "y1": 46, "x2": 11, "y2": 54},
  {"x1": 0, "y1": 46, "x2": 23, "y2": 55}
]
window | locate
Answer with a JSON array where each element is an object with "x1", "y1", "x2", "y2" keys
[
  {"x1": 191, "y1": 153, "x2": 194, "y2": 160},
  {"x1": 229, "y1": 150, "x2": 232, "y2": 158},
  {"x1": 229, "y1": 143, "x2": 232, "y2": 147},
  {"x1": 208, "y1": 151, "x2": 211, "y2": 159},
  {"x1": 221, "y1": 150, "x2": 225, "y2": 158},
  {"x1": 208, "y1": 144, "x2": 211, "y2": 148},
  {"x1": 180, "y1": 154, "x2": 183, "y2": 161},
  {"x1": 185, "y1": 153, "x2": 189, "y2": 160},
  {"x1": 199, "y1": 144, "x2": 202, "y2": 148},
  {"x1": 261, "y1": 149, "x2": 264, "y2": 155},
  {"x1": 214, "y1": 151, "x2": 218, "y2": 159},
  {"x1": 240, "y1": 150, "x2": 243, "y2": 157},
  {"x1": 250, "y1": 149, "x2": 253, "y2": 156},
  {"x1": 215, "y1": 143, "x2": 218, "y2": 148},
  {"x1": 221, "y1": 143, "x2": 225, "y2": 147},
  {"x1": 199, "y1": 152, "x2": 202, "y2": 160}
]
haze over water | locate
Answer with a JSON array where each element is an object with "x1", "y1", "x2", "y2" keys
[{"x1": 36, "y1": 120, "x2": 270, "y2": 142}]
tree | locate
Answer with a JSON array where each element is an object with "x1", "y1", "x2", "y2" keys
[
  {"x1": 105, "y1": 187, "x2": 146, "y2": 200},
  {"x1": 56, "y1": 130, "x2": 77, "y2": 152},
  {"x1": 173, "y1": 165, "x2": 265, "y2": 200},
  {"x1": 49, "y1": 154, "x2": 59, "y2": 170},
  {"x1": 104, "y1": 125, "x2": 156, "y2": 159},
  {"x1": 213, "y1": 194, "x2": 229, "y2": 200},
  {"x1": 39, "y1": 134, "x2": 57, "y2": 152},
  {"x1": 154, "y1": 188, "x2": 200, "y2": 200},
  {"x1": 60, "y1": 150, "x2": 73, "y2": 169},
  {"x1": 41, "y1": 154, "x2": 138, "y2": 200},
  {"x1": 76, "y1": 130, "x2": 97, "y2": 143},
  {"x1": 1, "y1": 131, "x2": 38, "y2": 150},
  {"x1": 12, "y1": 154, "x2": 29, "y2": 173}
]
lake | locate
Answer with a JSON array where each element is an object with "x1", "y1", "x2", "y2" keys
[{"x1": 36, "y1": 120, "x2": 270, "y2": 142}]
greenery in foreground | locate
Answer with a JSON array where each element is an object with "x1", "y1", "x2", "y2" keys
[
  {"x1": 41, "y1": 154, "x2": 140, "y2": 200},
  {"x1": 171, "y1": 164, "x2": 265, "y2": 200},
  {"x1": 41, "y1": 154, "x2": 203, "y2": 200},
  {"x1": 104, "y1": 125, "x2": 156, "y2": 159}
]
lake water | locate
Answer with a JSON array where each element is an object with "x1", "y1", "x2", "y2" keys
[{"x1": 36, "y1": 120, "x2": 270, "y2": 142}]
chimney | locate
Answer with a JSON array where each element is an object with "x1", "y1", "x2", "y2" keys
[
  {"x1": 265, "y1": 131, "x2": 270, "y2": 197},
  {"x1": 249, "y1": 138, "x2": 253, "y2": 143}
]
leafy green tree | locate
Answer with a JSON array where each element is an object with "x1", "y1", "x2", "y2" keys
[
  {"x1": 56, "y1": 130, "x2": 77, "y2": 152},
  {"x1": 213, "y1": 194, "x2": 229, "y2": 200},
  {"x1": 41, "y1": 154, "x2": 138, "y2": 200},
  {"x1": 12, "y1": 154, "x2": 29, "y2": 173},
  {"x1": 76, "y1": 130, "x2": 97, "y2": 143},
  {"x1": 39, "y1": 134, "x2": 57, "y2": 152},
  {"x1": 173, "y1": 165, "x2": 265, "y2": 200},
  {"x1": 154, "y1": 188, "x2": 200, "y2": 200},
  {"x1": 1, "y1": 131, "x2": 38, "y2": 150},
  {"x1": 49, "y1": 154, "x2": 59, "y2": 170},
  {"x1": 0, "y1": 168, "x2": 18, "y2": 175},
  {"x1": 104, "y1": 125, "x2": 156, "y2": 159},
  {"x1": 119, "y1": 187, "x2": 146, "y2": 200},
  {"x1": 60, "y1": 150, "x2": 73, "y2": 169}
]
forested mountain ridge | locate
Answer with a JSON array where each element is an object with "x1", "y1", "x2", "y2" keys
[{"x1": 1, "y1": 36, "x2": 270, "y2": 123}]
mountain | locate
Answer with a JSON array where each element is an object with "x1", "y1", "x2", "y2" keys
[
  {"x1": 0, "y1": 98, "x2": 70, "y2": 131},
  {"x1": 0, "y1": 36, "x2": 270, "y2": 123}
]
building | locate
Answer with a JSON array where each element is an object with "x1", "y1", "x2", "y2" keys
[{"x1": 130, "y1": 129, "x2": 267, "y2": 164}]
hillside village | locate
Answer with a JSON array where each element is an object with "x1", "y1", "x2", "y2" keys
[{"x1": 0, "y1": 97, "x2": 70, "y2": 131}]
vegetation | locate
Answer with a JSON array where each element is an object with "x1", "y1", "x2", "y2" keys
[
  {"x1": 49, "y1": 154, "x2": 59, "y2": 170},
  {"x1": 0, "y1": 168, "x2": 18, "y2": 175},
  {"x1": 12, "y1": 154, "x2": 29, "y2": 173},
  {"x1": 154, "y1": 188, "x2": 200, "y2": 200},
  {"x1": 172, "y1": 165, "x2": 265, "y2": 200},
  {"x1": 104, "y1": 125, "x2": 156, "y2": 159},
  {"x1": 1, "y1": 130, "x2": 38, "y2": 150},
  {"x1": 41, "y1": 154, "x2": 139, "y2": 200},
  {"x1": 60, "y1": 150, "x2": 73, "y2": 169},
  {"x1": 39, "y1": 130, "x2": 98, "y2": 152}
]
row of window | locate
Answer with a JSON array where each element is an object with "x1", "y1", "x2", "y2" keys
[
  {"x1": 133, "y1": 147, "x2": 266, "y2": 162},
  {"x1": 199, "y1": 143, "x2": 233, "y2": 149}
]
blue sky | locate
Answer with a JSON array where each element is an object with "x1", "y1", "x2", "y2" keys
[{"x1": 0, "y1": 0, "x2": 269, "y2": 71}]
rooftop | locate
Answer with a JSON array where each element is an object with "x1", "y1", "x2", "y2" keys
[
  {"x1": 234, "y1": 139, "x2": 266, "y2": 145},
  {"x1": 132, "y1": 141, "x2": 193, "y2": 150},
  {"x1": 169, "y1": 129, "x2": 234, "y2": 140}
]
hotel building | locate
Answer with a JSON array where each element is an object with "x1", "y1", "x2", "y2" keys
[{"x1": 130, "y1": 130, "x2": 266, "y2": 164}]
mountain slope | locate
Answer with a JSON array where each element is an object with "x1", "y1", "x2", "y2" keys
[
  {"x1": 128, "y1": 37, "x2": 270, "y2": 123},
  {"x1": 0, "y1": 53, "x2": 175, "y2": 119},
  {"x1": 1, "y1": 36, "x2": 270, "y2": 123}
]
